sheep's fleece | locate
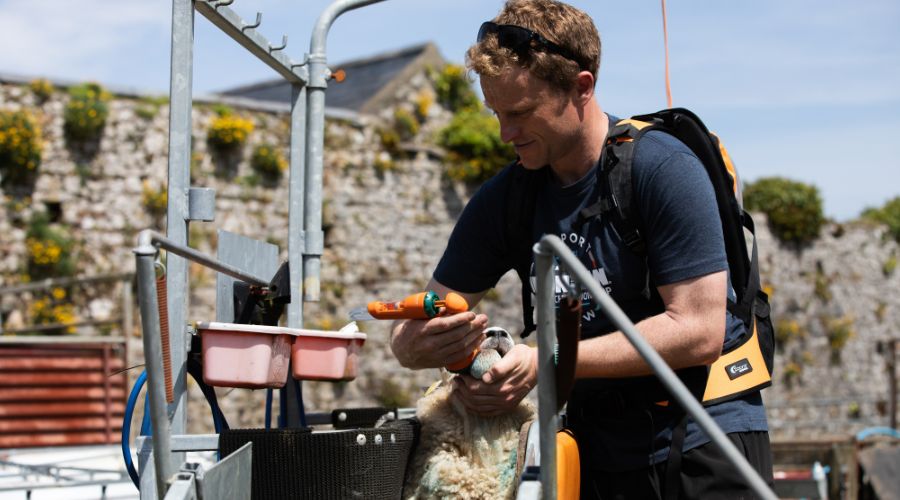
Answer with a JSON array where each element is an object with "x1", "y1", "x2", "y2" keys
[{"x1": 402, "y1": 328, "x2": 536, "y2": 500}]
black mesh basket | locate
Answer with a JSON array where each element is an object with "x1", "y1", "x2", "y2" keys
[{"x1": 219, "y1": 418, "x2": 419, "y2": 500}]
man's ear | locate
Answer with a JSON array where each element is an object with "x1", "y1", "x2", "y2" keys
[{"x1": 574, "y1": 70, "x2": 595, "y2": 104}]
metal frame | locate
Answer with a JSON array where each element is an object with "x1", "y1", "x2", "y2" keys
[
  {"x1": 136, "y1": 1, "x2": 387, "y2": 498},
  {"x1": 532, "y1": 234, "x2": 778, "y2": 500},
  {"x1": 0, "y1": 458, "x2": 130, "y2": 496}
]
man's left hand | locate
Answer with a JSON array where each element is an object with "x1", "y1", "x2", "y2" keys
[{"x1": 452, "y1": 344, "x2": 537, "y2": 416}]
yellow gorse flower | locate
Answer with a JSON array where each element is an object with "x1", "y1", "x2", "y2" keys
[
  {"x1": 0, "y1": 110, "x2": 43, "y2": 184},
  {"x1": 208, "y1": 115, "x2": 254, "y2": 149},
  {"x1": 27, "y1": 237, "x2": 63, "y2": 265},
  {"x1": 28, "y1": 298, "x2": 78, "y2": 334}
]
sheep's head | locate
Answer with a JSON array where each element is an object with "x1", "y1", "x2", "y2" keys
[{"x1": 469, "y1": 327, "x2": 514, "y2": 379}]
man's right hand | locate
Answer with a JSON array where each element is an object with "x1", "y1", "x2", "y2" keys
[{"x1": 390, "y1": 312, "x2": 488, "y2": 370}]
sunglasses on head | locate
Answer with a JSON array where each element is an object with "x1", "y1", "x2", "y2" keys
[{"x1": 477, "y1": 21, "x2": 584, "y2": 69}]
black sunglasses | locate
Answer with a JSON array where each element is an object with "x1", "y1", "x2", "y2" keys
[{"x1": 477, "y1": 21, "x2": 584, "y2": 69}]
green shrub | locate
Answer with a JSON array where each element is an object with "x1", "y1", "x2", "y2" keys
[
  {"x1": 813, "y1": 269, "x2": 832, "y2": 303},
  {"x1": 884, "y1": 255, "x2": 897, "y2": 277},
  {"x1": 237, "y1": 174, "x2": 260, "y2": 188},
  {"x1": 875, "y1": 301, "x2": 887, "y2": 323},
  {"x1": 25, "y1": 212, "x2": 76, "y2": 281},
  {"x1": 0, "y1": 110, "x2": 43, "y2": 190},
  {"x1": 142, "y1": 181, "x2": 168, "y2": 219},
  {"x1": 393, "y1": 107, "x2": 419, "y2": 141},
  {"x1": 782, "y1": 360, "x2": 802, "y2": 388},
  {"x1": 250, "y1": 144, "x2": 287, "y2": 182},
  {"x1": 823, "y1": 314, "x2": 855, "y2": 364},
  {"x1": 774, "y1": 318, "x2": 806, "y2": 348},
  {"x1": 861, "y1": 196, "x2": 900, "y2": 243},
  {"x1": 135, "y1": 103, "x2": 158, "y2": 120},
  {"x1": 139, "y1": 95, "x2": 169, "y2": 108},
  {"x1": 207, "y1": 113, "x2": 254, "y2": 152},
  {"x1": 64, "y1": 82, "x2": 111, "y2": 142},
  {"x1": 211, "y1": 104, "x2": 234, "y2": 118},
  {"x1": 433, "y1": 64, "x2": 480, "y2": 112},
  {"x1": 29, "y1": 78, "x2": 54, "y2": 102},
  {"x1": 743, "y1": 177, "x2": 824, "y2": 244},
  {"x1": 377, "y1": 127, "x2": 401, "y2": 155},
  {"x1": 439, "y1": 107, "x2": 514, "y2": 183}
]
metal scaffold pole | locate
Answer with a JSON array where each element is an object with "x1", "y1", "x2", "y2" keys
[
  {"x1": 158, "y1": 0, "x2": 194, "y2": 488},
  {"x1": 304, "y1": 0, "x2": 386, "y2": 303}
]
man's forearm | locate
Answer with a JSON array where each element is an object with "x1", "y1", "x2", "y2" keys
[{"x1": 573, "y1": 309, "x2": 723, "y2": 379}]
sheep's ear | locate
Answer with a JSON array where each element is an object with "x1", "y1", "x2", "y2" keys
[{"x1": 425, "y1": 377, "x2": 445, "y2": 396}]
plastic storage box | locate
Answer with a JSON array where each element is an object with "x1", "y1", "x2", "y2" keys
[
  {"x1": 291, "y1": 322, "x2": 366, "y2": 381},
  {"x1": 197, "y1": 322, "x2": 295, "y2": 389}
]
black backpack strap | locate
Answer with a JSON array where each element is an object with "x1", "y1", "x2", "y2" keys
[
  {"x1": 503, "y1": 161, "x2": 547, "y2": 337},
  {"x1": 664, "y1": 410, "x2": 689, "y2": 500},
  {"x1": 726, "y1": 210, "x2": 760, "y2": 329},
  {"x1": 504, "y1": 160, "x2": 542, "y2": 251},
  {"x1": 575, "y1": 119, "x2": 656, "y2": 256}
]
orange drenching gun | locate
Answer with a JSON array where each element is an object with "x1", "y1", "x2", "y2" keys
[
  {"x1": 349, "y1": 291, "x2": 476, "y2": 372},
  {"x1": 349, "y1": 291, "x2": 469, "y2": 320}
]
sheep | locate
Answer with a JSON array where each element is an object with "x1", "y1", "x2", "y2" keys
[{"x1": 403, "y1": 327, "x2": 536, "y2": 500}]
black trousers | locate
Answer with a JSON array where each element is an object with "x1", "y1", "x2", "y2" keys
[{"x1": 581, "y1": 431, "x2": 774, "y2": 500}]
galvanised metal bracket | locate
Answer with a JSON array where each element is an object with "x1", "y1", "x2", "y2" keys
[
  {"x1": 159, "y1": 443, "x2": 251, "y2": 500},
  {"x1": 187, "y1": 188, "x2": 215, "y2": 222},
  {"x1": 193, "y1": 0, "x2": 308, "y2": 84}
]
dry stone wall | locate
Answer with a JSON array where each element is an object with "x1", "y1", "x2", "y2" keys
[
  {"x1": 758, "y1": 216, "x2": 900, "y2": 439},
  {"x1": 1, "y1": 79, "x2": 898, "y2": 440}
]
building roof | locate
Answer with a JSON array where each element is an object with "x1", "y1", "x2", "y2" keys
[{"x1": 218, "y1": 42, "x2": 445, "y2": 114}]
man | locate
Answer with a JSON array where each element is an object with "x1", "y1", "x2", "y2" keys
[{"x1": 390, "y1": 1, "x2": 772, "y2": 498}]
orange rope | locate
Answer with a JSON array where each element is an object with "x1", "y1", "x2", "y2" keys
[{"x1": 661, "y1": 0, "x2": 673, "y2": 108}]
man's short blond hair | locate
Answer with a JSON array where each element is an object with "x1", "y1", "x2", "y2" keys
[{"x1": 466, "y1": 0, "x2": 600, "y2": 92}]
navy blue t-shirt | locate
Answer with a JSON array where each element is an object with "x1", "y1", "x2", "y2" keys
[{"x1": 433, "y1": 115, "x2": 767, "y2": 470}]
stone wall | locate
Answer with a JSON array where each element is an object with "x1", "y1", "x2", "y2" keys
[
  {"x1": 1, "y1": 78, "x2": 898, "y2": 440},
  {"x1": 759, "y1": 216, "x2": 900, "y2": 439}
]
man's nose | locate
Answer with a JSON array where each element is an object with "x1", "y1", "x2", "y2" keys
[{"x1": 500, "y1": 121, "x2": 519, "y2": 144}]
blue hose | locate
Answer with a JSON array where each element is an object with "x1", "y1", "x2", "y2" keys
[
  {"x1": 293, "y1": 378, "x2": 307, "y2": 427},
  {"x1": 140, "y1": 393, "x2": 151, "y2": 437},
  {"x1": 122, "y1": 363, "x2": 229, "y2": 489},
  {"x1": 265, "y1": 389, "x2": 273, "y2": 430},
  {"x1": 122, "y1": 370, "x2": 148, "y2": 486},
  {"x1": 856, "y1": 426, "x2": 900, "y2": 441}
]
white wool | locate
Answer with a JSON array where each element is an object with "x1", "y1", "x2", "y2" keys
[{"x1": 403, "y1": 382, "x2": 535, "y2": 500}]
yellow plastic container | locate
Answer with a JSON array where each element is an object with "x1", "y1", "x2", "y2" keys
[{"x1": 557, "y1": 429, "x2": 580, "y2": 500}]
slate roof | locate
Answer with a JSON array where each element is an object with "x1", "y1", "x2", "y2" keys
[{"x1": 218, "y1": 42, "x2": 445, "y2": 114}]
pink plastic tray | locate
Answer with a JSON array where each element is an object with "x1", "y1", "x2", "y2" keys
[
  {"x1": 291, "y1": 323, "x2": 366, "y2": 381},
  {"x1": 197, "y1": 322, "x2": 295, "y2": 389}
]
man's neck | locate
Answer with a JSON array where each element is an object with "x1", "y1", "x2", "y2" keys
[{"x1": 550, "y1": 102, "x2": 608, "y2": 186}]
